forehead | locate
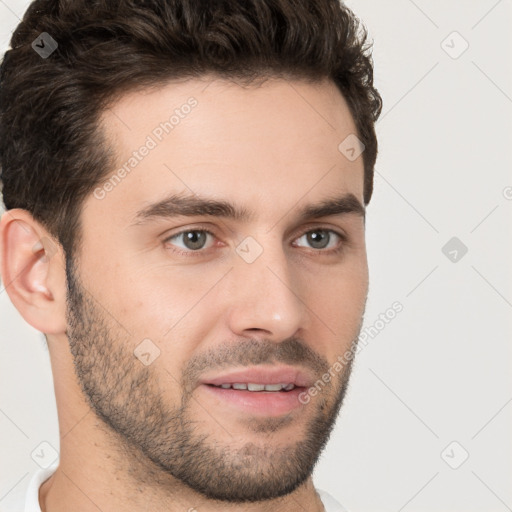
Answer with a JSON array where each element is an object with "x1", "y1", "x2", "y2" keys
[{"x1": 94, "y1": 76, "x2": 364, "y2": 225}]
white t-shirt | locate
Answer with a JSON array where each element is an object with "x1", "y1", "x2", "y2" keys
[{"x1": 23, "y1": 463, "x2": 348, "y2": 511}]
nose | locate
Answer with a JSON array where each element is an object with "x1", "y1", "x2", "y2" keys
[{"x1": 225, "y1": 239, "x2": 307, "y2": 341}]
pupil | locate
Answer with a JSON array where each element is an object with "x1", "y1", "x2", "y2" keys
[
  {"x1": 308, "y1": 230, "x2": 329, "y2": 249},
  {"x1": 184, "y1": 231, "x2": 206, "y2": 250}
]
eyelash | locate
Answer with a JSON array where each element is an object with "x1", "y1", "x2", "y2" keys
[{"x1": 162, "y1": 226, "x2": 348, "y2": 258}]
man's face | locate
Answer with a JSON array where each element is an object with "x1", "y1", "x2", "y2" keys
[{"x1": 66, "y1": 76, "x2": 368, "y2": 502}]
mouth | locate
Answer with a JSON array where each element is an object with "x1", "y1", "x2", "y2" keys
[
  {"x1": 207, "y1": 382, "x2": 297, "y2": 391},
  {"x1": 198, "y1": 366, "x2": 313, "y2": 417}
]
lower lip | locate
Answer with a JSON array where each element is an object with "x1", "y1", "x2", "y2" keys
[{"x1": 199, "y1": 384, "x2": 306, "y2": 417}]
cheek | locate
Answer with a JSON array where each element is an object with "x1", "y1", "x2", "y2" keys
[
  {"x1": 304, "y1": 261, "x2": 368, "y2": 350},
  {"x1": 100, "y1": 260, "x2": 211, "y2": 326},
  {"x1": 103, "y1": 264, "x2": 223, "y2": 372}
]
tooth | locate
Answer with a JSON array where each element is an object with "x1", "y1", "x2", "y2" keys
[
  {"x1": 264, "y1": 384, "x2": 284, "y2": 391},
  {"x1": 247, "y1": 383, "x2": 265, "y2": 391},
  {"x1": 217, "y1": 383, "x2": 295, "y2": 391}
]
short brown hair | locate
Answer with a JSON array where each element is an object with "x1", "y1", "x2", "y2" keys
[{"x1": 0, "y1": 0, "x2": 382, "y2": 259}]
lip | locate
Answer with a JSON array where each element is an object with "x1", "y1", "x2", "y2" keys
[
  {"x1": 199, "y1": 365, "x2": 315, "y2": 388},
  {"x1": 199, "y1": 383, "x2": 307, "y2": 417},
  {"x1": 197, "y1": 365, "x2": 314, "y2": 417}
]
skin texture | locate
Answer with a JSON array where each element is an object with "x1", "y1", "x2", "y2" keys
[{"x1": 0, "y1": 76, "x2": 369, "y2": 511}]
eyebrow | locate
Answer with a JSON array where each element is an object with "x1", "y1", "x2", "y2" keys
[{"x1": 130, "y1": 192, "x2": 365, "y2": 226}]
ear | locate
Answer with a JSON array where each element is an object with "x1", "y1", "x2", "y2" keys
[{"x1": 0, "y1": 208, "x2": 67, "y2": 334}]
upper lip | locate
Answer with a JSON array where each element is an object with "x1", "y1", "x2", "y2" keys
[{"x1": 199, "y1": 365, "x2": 314, "y2": 388}]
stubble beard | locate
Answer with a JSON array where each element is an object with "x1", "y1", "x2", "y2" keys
[{"x1": 64, "y1": 258, "x2": 361, "y2": 502}]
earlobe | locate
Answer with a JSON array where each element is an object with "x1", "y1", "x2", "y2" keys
[{"x1": 0, "y1": 209, "x2": 68, "y2": 334}]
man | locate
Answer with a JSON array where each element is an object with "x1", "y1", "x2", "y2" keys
[{"x1": 0, "y1": 0, "x2": 382, "y2": 510}]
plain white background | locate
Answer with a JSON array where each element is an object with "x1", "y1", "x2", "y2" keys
[{"x1": 1, "y1": 1, "x2": 511, "y2": 511}]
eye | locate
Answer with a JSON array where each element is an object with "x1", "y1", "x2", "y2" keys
[
  {"x1": 163, "y1": 227, "x2": 346, "y2": 256},
  {"x1": 164, "y1": 229, "x2": 215, "y2": 252},
  {"x1": 293, "y1": 229, "x2": 344, "y2": 251}
]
